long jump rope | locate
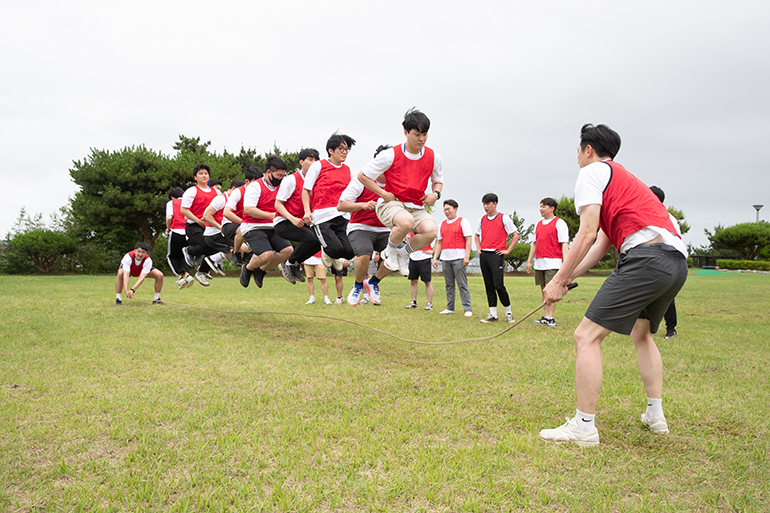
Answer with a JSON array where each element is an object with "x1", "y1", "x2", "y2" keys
[{"x1": 133, "y1": 283, "x2": 577, "y2": 346}]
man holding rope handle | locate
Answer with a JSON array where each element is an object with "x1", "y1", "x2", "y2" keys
[{"x1": 539, "y1": 123, "x2": 688, "y2": 446}]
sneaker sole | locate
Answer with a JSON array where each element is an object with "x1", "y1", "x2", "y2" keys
[{"x1": 362, "y1": 281, "x2": 380, "y2": 305}]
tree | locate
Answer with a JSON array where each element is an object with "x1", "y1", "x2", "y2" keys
[
  {"x1": 508, "y1": 211, "x2": 534, "y2": 243},
  {"x1": 554, "y1": 196, "x2": 579, "y2": 240},
  {"x1": 173, "y1": 135, "x2": 211, "y2": 155},
  {"x1": 504, "y1": 242, "x2": 531, "y2": 271},
  {"x1": 708, "y1": 221, "x2": 770, "y2": 260},
  {"x1": 7, "y1": 229, "x2": 77, "y2": 274},
  {"x1": 668, "y1": 206, "x2": 690, "y2": 235}
]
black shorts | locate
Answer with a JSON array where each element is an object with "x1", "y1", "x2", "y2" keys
[
  {"x1": 348, "y1": 229, "x2": 389, "y2": 257},
  {"x1": 407, "y1": 258, "x2": 432, "y2": 282},
  {"x1": 585, "y1": 244, "x2": 688, "y2": 335},
  {"x1": 221, "y1": 222, "x2": 239, "y2": 240},
  {"x1": 331, "y1": 265, "x2": 348, "y2": 277},
  {"x1": 242, "y1": 228, "x2": 291, "y2": 256}
]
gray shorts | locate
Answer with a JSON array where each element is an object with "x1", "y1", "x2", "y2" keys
[
  {"x1": 348, "y1": 229, "x2": 389, "y2": 257},
  {"x1": 585, "y1": 244, "x2": 687, "y2": 335}
]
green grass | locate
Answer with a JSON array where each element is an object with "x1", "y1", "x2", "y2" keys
[{"x1": 0, "y1": 272, "x2": 768, "y2": 511}]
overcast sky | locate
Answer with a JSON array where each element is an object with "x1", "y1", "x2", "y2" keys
[{"x1": 2, "y1": 0, "x2": 769, "y2": 249}]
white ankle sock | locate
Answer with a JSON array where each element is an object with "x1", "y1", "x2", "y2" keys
[
  {"x1": 576, "y1": 409, "x2": 595, "y2": 432},
  {"x1": 646, "y1": 398, "x2": 663, "y2": 418}
]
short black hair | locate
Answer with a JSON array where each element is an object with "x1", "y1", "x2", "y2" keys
[
  {"x1": 482, "y1": 193, "x2": 498, "y2": 204},
  {"x1": 193, "y1": 163, "x2": 211, "y2": 178},
  {"x1": 209, "y1": 179, "x2": 222, "y2": 187},
  {"x1": 167, "y1": 186, "x2": 184, "y2": 200},
  {"x1": 580, "y1": 124, "x2": 621, "y2": 159},
  {"x1": 134, "y1": 242, "x2": 149, "y2": 251},
  {"x1": 374, "y1": 144, "x2": 392, "y2": 158},
  {"x1": 650, "y1": 185, "x2": 665, "y2": 203},
  {"x1": 443, "y1": 199, "x2": 459, "y2": 209},
  {"x1": 230, "y1": 179, "x2": 245, "y2": 189},
  {"x1": 541, "y1": 197, "x2": 557, "y2": 209},
  {"x1": 298, "y1": 148, "x2": 320, "y2": 161},
  {"x1": 403, "y1": 107, "x2": 430, "y2": 133},
  {"x1": 265, "y1": 155, "x2": 288, "y2": 172},
  {"x1": 326, "y1": 133, "x2": 356, "y2": 157},
  {"x1": 245, "y1": 165, "x2": 263, "y2": 181}
]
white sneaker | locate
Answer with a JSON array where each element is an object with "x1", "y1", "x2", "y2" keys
[
  {"x1": 397, "y1": 250, "x2": 410, "y2": 276},
  {"x1": 321, "y1": 250, "x2": 333, "y2": 268},
  {"x1": 194, "y1": 272, "x2": 210, "y2": 287},
  {"x1": 539, "y1": 417, "x2": 600, "y2": 446},
  {"x1": 185, "y1": 274, "x2": 194, "y2": 288},
  {"x1": 464, "y1": 311, "x2": 473, "y2": 318},
  {"x1": 425, "y1": 302, "x2": 433, "y2": 311},
  {"x1": 382, "y1": 246, "x2": 400, "y2": 272},
  {"x1": 506, "y1": 312, "x2": 515, "y2": 323},
  {"x1": 324, "y1": 297, "x2": 333, "y2": 305},
  {"x1": 439, "y1": 309, "x2": 454, "y2": 315},
  {"x1": 306, "y1": 297, "x2": 315, "y2": 304},
  {"x1": 347, "y1": 283, "x2": 363, "y2": 306},
  {"x1": 641, "y1": 413, "x2": 669, "y2": 434},
  {"x1": 335, "y1": 296, "x2": 344, "y2": 304},
  {"x1": 363, "y1": 278, "x2": 380, "y2": 305},
  {"x1": 176, "y1": 277, "x2": 187, "y2": 290}
]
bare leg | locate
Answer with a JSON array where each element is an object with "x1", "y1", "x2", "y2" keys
[
  {"x1": 261, "y1": 247, "x2": 292, "y2": 271},
  {"x1": 426, "y1": 281, "x2": 434, "y2": 303},
  {"x1": 410, "y1": 280, "x2": 418, "y2": 301},
  {"x1": 319, "y1": 278, "x2": 328, "y2": 298},
  {"x1": 149, "y1": 269, "x2": 164, "y2": 293},
  {"x1": 409, "y1": 219, "x2": 438, "y2": 250},
  {"x1": 542, "y1": 285, "x2": 556, "y2": 318},
  {"x1": 630, "y1": 318, "x2": 663, "y2": 399},
  {"x1": 573, "y1": 316, "x2": 611, "y2": 414},
  {"x1": 353, "y1": 255, "x2": 370, "y2": 283}
]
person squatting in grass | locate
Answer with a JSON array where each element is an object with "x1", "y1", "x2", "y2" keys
[
  {"x1": 224, "y1": 166, "x2": 263, "y2": 267},
  {"x1": 475, "y1": 193, "x2": 520, "y2": 323},
  {"x1": 357, "y1": 108, "x2": 443, "y2": 305},
  {"x1": 526, "y1": 197, "x2": 570, "y2": 328},
  {"x1": 180, "y1": 164, "x2": 220, "y2": 286},
  {"x1": 405, "y1": 232, "x2": 434, "y2": 311},
  {"x1": 165, "y1": 186, "x2": 194, "y2": 290},
  {"x1": 274, "y1": 148, "x2": 322, "y2": 285},
  {"x1": 432, "y1": 198, "x2": 473, "y2": 317},
  {"x1": 238, "y1": 156, "x2": 293, "y2": 289},
  {"x1": 649, "y1": 185, "x2": 682, "y2": 340},
  {"x1": 539, "y1": 123, "x2": 688, "y2": 446},
  {"x1": 302, "y1": 133, "x2": 357, "y2": 272},
  {"x1": 337, "y1": 144, "x2": 392, "y2": 306},
  {"x1": 202, "y1": 178, "x2": 245, "y2": 277},
  {"x1": 115, "y1": 242, "x2": 164, "y2": 305}
]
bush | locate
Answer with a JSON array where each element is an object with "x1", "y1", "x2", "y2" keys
[
  {"x1": 716, "y1": 259, "x2": 770, "y2": 271},
  {"x1": 4, "y1": 229, "x2": 78, "y2": 274}
]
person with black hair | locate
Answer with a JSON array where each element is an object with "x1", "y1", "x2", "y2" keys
[
  {"x1": 649, "y1": 185, "x2": 681, "y2": 339},
  {"x1": 357, "y1": 108, "x2": 443, "y2": 304},
  {"x1": 302, "y1": 133, "x2": 357, "y2": 271},
  {"x1": 180, "y1": 164, "x2": 219, "y2": 286},
  {"x1": 115, "y1": 242, "x2": 164, "y2": 305},
  {"x1": 433, "y1": 199, "x2": 473, "y2": 317},
  {"x1": 274, "y1": 148, "x2": 322, "y2": 284},
  {"x1": 539, "y1": 124, "x2": 687, "y2": 446},
  {"x1": 238, "y1": 156, "x2": 293, "y2": 289},
  {"x1": 224, "y1": 165, "x2": 263, "y2": 265},
  {"x1": 201, "y1": 178, "x2": 245, "y2": 276},
  {"x1": 165, "y1": 186, "x2": 193, "y2": 289}
]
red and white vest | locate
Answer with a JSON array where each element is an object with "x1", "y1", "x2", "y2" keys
[
  {"x1": 383, "y1": 145, "x2": 435, "y2": 206},
  {"x1": 350, "y1": 186, "x2": 386, "y2": 227},
  {"x1": 205, "y1": 193, "x2": 227, "y2": 228},
  {"x1": 188, "y1": 186, "x2": 218, "y2": 219},
  {"x1": 170, "y1": 198, "x2": 186, "y2": 230},
  {"x1": 310, "y1": 160, "x2": 351, "y2": 211},
  {"x1": 600, "y1": 161, "x2": 680, "y2": 250},
  {"x1": 128, "y1": 250, "x2": 149, "y2": 277},
  {"x1": 283, "y1": 172, "x2": 306, "y2": 218},
  {"x1": 440, "y1": 217, "x2": 466, "y2": 250},
  {"x1": 242, "y1": 178, "x2": 278, "y2": 225},
  {"x1": 480, "y1": 213, "x2": 508, "y2": 251},
  {"x1": 232, "y1": 185, "x2": 247, "y2": 220},
  {"x1": 535, "y1": 218, "x2": 563, "y2": 259}
]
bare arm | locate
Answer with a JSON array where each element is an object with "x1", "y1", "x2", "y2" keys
[
  {"x1": 181, "y1": 206, "x2": 205, "y2": 228},
  {"x1": 464, "y1": 236, "x2": 472, "y2": 266},
  {"x1": 525, "y1": 241, "x2": 536, "y2": 273},
  {"x1": 223, "y1": 207, "x2": 242, "y2": 224},
  {"x1": 243, "y1": 205, "x2": 276, "y2": 220},
  {"x1": 497, "y1": 232, "x2": 520, "y2": 256},
  {"x1": 275, "y1": 199, "x2": 304, "y2": 228},
  {"x1": 302, "y1": 189, "x2": 313, "y2": 225},
  {"x1": 338, "y1": 199, "x2": 376, "y2": 213},
  {"x1": 202, "y1": 205, "x2": 221, "y2": 232},
  {"x1": 432, "y1": 239, "x2": 443, "y2": 268},
  {"x1": 358, "y1": 172, "x2": 396, "y2": 203}
]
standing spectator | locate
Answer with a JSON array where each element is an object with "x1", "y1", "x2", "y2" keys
[{"x1": 433, "y1": 199, "x2": 473, "y2": 317}]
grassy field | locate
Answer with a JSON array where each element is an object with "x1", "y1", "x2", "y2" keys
[{"x1": 0, "y1": 271, "x2": 768, "y2": 512}]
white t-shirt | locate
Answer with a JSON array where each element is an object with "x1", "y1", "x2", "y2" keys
[
  {"x1": 225, "y1": 187, "x2": 243, "y2": 218},
  {"x1": 120, "y1": 253, "x2": 153, "y2": 274},
  {"x1": 475, "y1": 213, "x2": 517, "y2": 251},
  {"x1": 360, "y1": 144, "x2": 444, "y2": 209},
  {"x1": 241, "y1": 179, "x2": 277, "y2": 234},
  {"x1": 533, "y1": 217, "x2": 569, "y2": 270},
  {"x1": 303, "y1": 160, "x2": 354, "y2": 225},
  {"x1": 575, "y1": 160, "x2": 687, "y2": 256},
  {"x1": 274, "y1": 172, "x2": 303, "y2": 225},
  {"x1": 338, "y1": 178, "x2": 390, "y2": 234},
  {"x1": 204, "y1": 194, "x2": 230, "y2": 236},
  {"x1": 436, "y1": 216, "x2": 473, "y2": 261},
  {"x1": 409, "y1": 247, "x2": 433, "y2": 261}
]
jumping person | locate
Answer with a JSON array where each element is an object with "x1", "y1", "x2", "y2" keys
[
  {"x1": 165, "y1": 186, "x2": 193, "y2": 289},
  {"x1": 539, "y1": 124, "x2": 687, "y2": 446},
  {"x1": 224, "y1": 165, "x2": 263, "y2": 266},
  {"x1": 115, "y1": 242, "x2": 164, "y2": 305},
  {"x1": 357, "y1": 108, "x2": 443, "y2": 305},
  {"x1": 650, "y1": 185, "x2": 682, "y2": 339},
  {"x1": 274, "y1": 148, "x2": 322, "y2": 284},
  {"x1": 526, "y1": 197, "x2": 570, "y2": 328},
  {"x1": 180, "y1": 164, "x2": 219, "y2": 286},
  {"x1": 202, "y1": 178, "x2": 244, "y2": 276},
  {"x1": 238, "y1": 156, "x2": 293, "y2": 289},
  {"x1": 433, "y1": 199, "x2": 473, "y2": 317},
  {"x1": 337, "y1": 144, "x2": 392, "y2": 306},
  {"x1": 302, "y1": 133, "x2": 356, "y2": 271},
  {"x1": 475, "y1": 193, "x2": 520, "y2": 323}
]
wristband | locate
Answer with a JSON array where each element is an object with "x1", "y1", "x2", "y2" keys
[{"x1": 130, "y1": 288, "x2": 135, "y2": 293}]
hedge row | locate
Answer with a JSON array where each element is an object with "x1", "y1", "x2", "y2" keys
[{"x1": 716, "y1": 259, "x2": 770, "y2": 271}]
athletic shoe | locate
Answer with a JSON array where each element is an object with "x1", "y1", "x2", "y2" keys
[
  {"x1": 203, "y1": 255, "x2": 217, "y2": 273},
  {"x1": 347, "y1": 283, "x2": 363, "y2": 306},
  {"x1": 291, "y1": 263, "x2": 306, "y2": 283},
  {"x1": 360, "y1": 293, "x2": 370, "y2": 305},
  {"x1": 253, "y1": 268, "x2": 266, "y2": 288},
  {"x1": 176, "y1": 277, "x2": 187, "y2": 290},
  {"x1": 533, "y1": 316, "x2": 549, "y2": 325},
  {"x1": 397, "y1": 250, "x2": 410, "y2": 276},
  {"x1": 439, "y1": 309, "x2": 454, "y2": 315},
  {"x1": 306, "y1": 297, "x2": 315, "y2": 304},
  {"x1": 239, "y1": 265, "x2": 252, "y2": 288},
  {"x1": 464, "y1": 311, "x2": 473, "y2": 318},
  {"x1": 539, "y1": 417, "x2": 600, "y2": 446},
  {"x1": 425, "y1": 302, "x2": 433, "y2": 311},
  {"x1": 204, "y1": 273, "x2": 214, "y2": 281},
  {"x1": 664, "y1": 329, "x2": 677, "y2": 339},
  {"x1": 335, "y1": 296, "x2": 344, "y2": 304},
  {"x1": 382, "y1": 246, "x2": 400, "y2": 272},
  {"x1": 195, "y1": 272, "x2": 210, "y2": 286},
  {"x1": 363, "y1": 278, "x2": 381, "y2": 305},
  {"x1": 332, "y1": 258, "x2": 344, "y2": 272},
  {"x1": 546, "y1": 318, "x2": 557, "y2": 328},
  {"x1": 230, "y1": 252, "x2": 243, "y2": 267},
  {"x1": 182, "y1": 246, "x2": 196, "y2": 267},
  {"x1": 641, "y1": 413, "x2": 670, "y2": 434},
  {"x1": 321, "y1": 250, "x2": 333, "y2": 268},
  {"x1": 152, "y1": 299, "x2": 164, "y2": 305},
  {"x1": 480, "y1": 314, "x2": 498, "y2": 323},
  {"x1": 210, "y1": 261, "x2": 226, "y2": 277},
  {"x1": 185, "y1": 274, "x2": 194, "y2": 288},
  {"x1": 280, "y1": 263, "x2": 296, "y2": 285},
  {"x1": 506, "y1": 313, "x2": 515, "y2": 323},
  {"x1": 324, "y1": 297, "x2": 333, "y2": 305},
  {"x1": 405, "y1": 300, "x2": 417, "y2": 309},
  {"x1": 115, "y1": 299, "x2": 122, "y2": 306}
]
